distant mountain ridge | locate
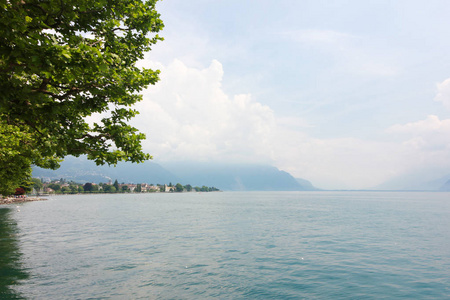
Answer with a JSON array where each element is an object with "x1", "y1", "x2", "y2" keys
[
  {"x1": 163, "y1": 162, "x2": 319, "y2": 191},
  {"x1": 440, "y1": 180, "x2": 450, "y2": 191},
  {"x1": 32, "y1": 156, "x2": 318, "y2": 191},
  {"x1": 374, "y1": 171, "x2": 450, "y2": 191},
  {"x1": 295, "y1": 178, "x2": 320, "y2": 191}
]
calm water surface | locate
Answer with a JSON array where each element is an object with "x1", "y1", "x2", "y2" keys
[{"x1": 1, "y1": 191, "x2": 450, "y2": 299}]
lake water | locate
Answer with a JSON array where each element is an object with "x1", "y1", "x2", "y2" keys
[{"x1": 1, "y1": 191, "x2": 450, "y2": 299}]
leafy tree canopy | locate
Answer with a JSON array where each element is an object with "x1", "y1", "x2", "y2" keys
[
  {"x1": 83, "y1": 182, "x2": 93, "y2": 192},
  {"x1": 31, "y1": 177, "x2": 43, "y2": 192},
  {"x1": 175, "y1": 183, "x2": 183, "y2": 192},
  {"x1": 0, "y1": 0, "x2": 164, "y2": 196},
  {"x1": 113, "y1": 179, "x2": 119, "y2": 190}
]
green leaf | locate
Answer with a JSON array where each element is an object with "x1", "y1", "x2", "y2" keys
[{"x1": 61, "y1": 49, "x2": 71, "y2": 59}]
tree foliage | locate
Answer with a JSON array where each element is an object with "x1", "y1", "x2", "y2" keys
[
  {"x1": 175, "y1": 183, "x2": 183, "y2": 192},
  {"x1": 0, "y1": 0, "x2": 164, "y2": 195},
  {"x1": 47, "y1": 183, "x2": 61, "y2": 191},
  {"x1": 103, "y1": 184, "x2": 116, "y2": 193},
  {"x1": 113, "y1": 179, "x2": 119, "y2": 191},
  {"x1": 83, "y1": 182, "x2": 93, "y2": 192},
  {"x1": 31, "y1": 178, "x2": 43, "y2": 193}
]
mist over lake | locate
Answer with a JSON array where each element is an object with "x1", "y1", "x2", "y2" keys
[{"x1": 2, "y1": 192, "x2": 449, "y2": 299}]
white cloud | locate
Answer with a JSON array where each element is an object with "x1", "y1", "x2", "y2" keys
[
  {"x1": 381, "y1": 84, "x2": 450, "y2": 172},
  {"x1": 434, "y1": 78, "x2": 450, "y2": 110},
  {"x1": 367, "y1": 78, "x2": 450, "y2": 186},
  {"x1": 388, "y1": 115, "x2": 450, "y2": 135},
  {"x1": 384, "y1": 115, "x2": 450, "y2": 179},
  {"x1": 388, "y1": 115, "x2": 450, "y2": 151},
  {"x1": 133, "y1": 59, "x2": 276, "y2": 164}
]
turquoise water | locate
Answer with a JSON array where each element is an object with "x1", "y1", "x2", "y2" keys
[{"x1": 1, "y1": 192, "x2": 450, "y2": 299}]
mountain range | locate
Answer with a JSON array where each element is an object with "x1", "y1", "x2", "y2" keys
[
  {"x1": 31, "y1": 156, "x2": 450, "y2": 191},
  {"x1": 32, "y1": 156, "x2": 319, "y2": 191}
]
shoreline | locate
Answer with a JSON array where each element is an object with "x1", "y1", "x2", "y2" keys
[{"x1": 0, "y1": 196, "x2": 48, "y2": 205}]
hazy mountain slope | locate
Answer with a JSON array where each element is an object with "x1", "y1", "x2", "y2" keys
[
  {"x1": 32, "y1": 156, "x2": 180, "y2": 184},
  {"x1": 295, "y1": 178, "x2": 320, "y2": 191},
  {"x1": 162, "y1": 162, "x2": 312, "y2": 191},
  {"x1": 374, "y1": 171, "x2": 450, "y2": 191},
  {"x1": 439, "y1": 180, "x2": 450, "y2": 191}
]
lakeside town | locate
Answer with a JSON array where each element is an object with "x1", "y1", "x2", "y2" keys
[
  {"x1": 37, "y1": 178, "x2": 220, "y2": 194},
  {"x1": 0, "y1": 178, "x2": 220, "y2": 204}
]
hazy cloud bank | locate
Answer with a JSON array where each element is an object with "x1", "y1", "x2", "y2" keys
[{"x1": 132, "y1": 60, "x2": 450, "y2": 189}]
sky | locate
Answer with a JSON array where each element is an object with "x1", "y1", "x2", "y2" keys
[{"x1": 129, "y1": 0, "x2": 450, "y2": 189}]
